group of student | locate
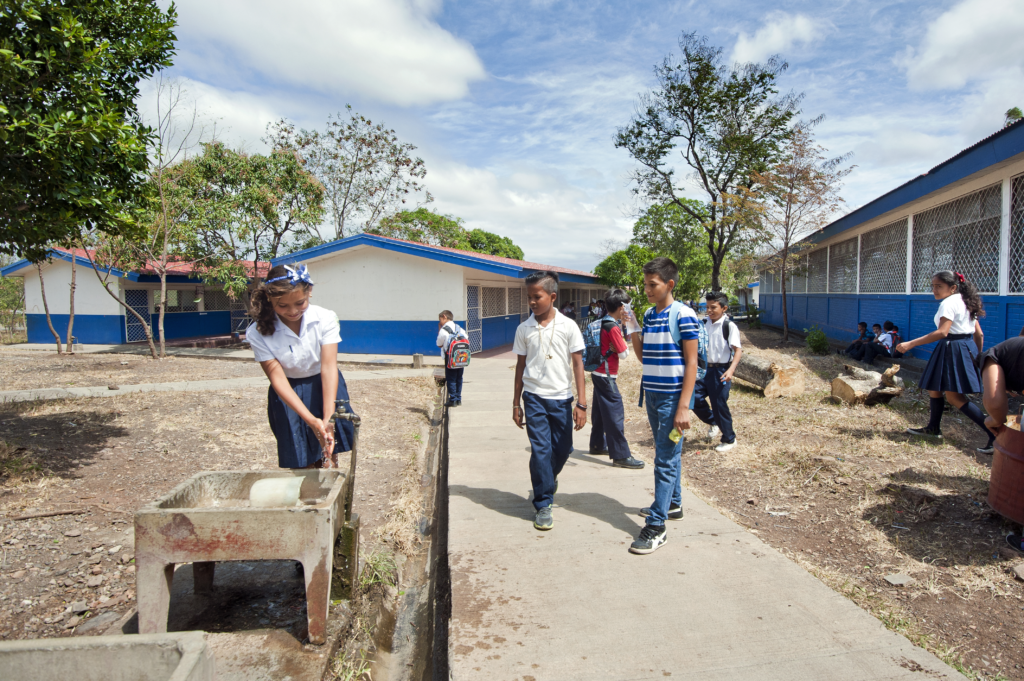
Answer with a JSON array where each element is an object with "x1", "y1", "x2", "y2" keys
[{"x1": 842, "y1": 321, "x2": 903, "y2": 363}]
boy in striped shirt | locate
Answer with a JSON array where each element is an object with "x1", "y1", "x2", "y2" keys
[{"x1": 628, "y1": 257, "x2": 700, "y2": 554}]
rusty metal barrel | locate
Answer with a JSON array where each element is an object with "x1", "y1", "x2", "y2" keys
[{"x1": 989, "y1": 426, "x2": 1024, "y2": 525}]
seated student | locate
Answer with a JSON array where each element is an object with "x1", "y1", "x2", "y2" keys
[
  {"x1": 890, "y1": 325, "x2": 904, "y2": 358},
  {"x1": 842, "y1": 322, "x2": 873, "y2": 357},
  {"x1": 861, "y1": 321, "x2": 896, "y2": 364},
  {"x1": 850, "y1": 324, "x2": 883, "y2": 361}
]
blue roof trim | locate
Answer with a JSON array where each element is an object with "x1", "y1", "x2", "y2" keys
[
  {"x1": 272, "y1": 233, "x2": 599, "y2": 282},
  {"x1": 0, "y1": 249, "x2": 132, "y2": 279},
  {"x1": 809, "y1": 119, "x2": 1024, "y2": 245}
]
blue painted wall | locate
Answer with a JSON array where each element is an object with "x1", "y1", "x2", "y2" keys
[
  {"x1": 758, "y1": 293, "x2": 1019, "y2": 358},
  {"x1": 482, "y1": 315, "x2": 519, "y2": 349},
  {"x1": 336, "y1": 319, "x2": 477, "y2": 355},
  {"x1": 155, "y1": 311, "x2": 231, "y2": 340},
  {"x1": 27, "y1": 314, "x2": 124, "y2": 345}
]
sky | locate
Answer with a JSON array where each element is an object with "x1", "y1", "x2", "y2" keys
[{"x1": 151, "y1": 0, "x2": 1024, "y2": 272}]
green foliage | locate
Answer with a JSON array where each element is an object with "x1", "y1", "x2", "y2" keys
[
  {"x1": 630, "y1": 201, "x2": 712, "y2": 300},
  {"x1": 593, "y1": 244, "x2": 655, "y2": 319},
  {"x1": 360, "y1": 550, "x2": 398, "y2": 589},
  {"x1": 0, "y1": 0, "x2": 177, "y2": 260},
  {"x1": 1005, "y1": 107, "x2": 1023, "y2": 128},
  {"x1": 369, "y1": 208, "x2": 469, "y2": 249},
  {"x1": 0, "y1": 268, "x2": 25, "y2": 343},
  {"x1": 747, "y1": 305, "x2": 761, "y2": 329},
  {"x1": 466, "y1": 228, "x2": 524, "y2": 260},
  {"x1": 804, "y1": 325, "x2": 829, "y2": 354}
]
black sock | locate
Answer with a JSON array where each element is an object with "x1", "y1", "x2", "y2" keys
[
  {"x1": 926, "y1": 397, "x2": 944, "y2": 432},
  {"x1": 957, "y1": 401, "x2": 994, "y2": 441}
]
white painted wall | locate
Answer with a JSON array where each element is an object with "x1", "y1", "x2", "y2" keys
[{"x1": 21, "y1": 260, "x2": 122, "y2": 316}]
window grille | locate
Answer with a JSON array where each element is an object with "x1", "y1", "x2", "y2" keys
[
  {"x1": 791, "y1": 255, "x2": 807, "y2": 293},
  {"x1": 124, "y1": 289, "x2": 151, "y2": 343},
  {"x1": 912, "y1": 183, "x2": 1001, "y2": 292},
  {"x1": 1009, "y1": 176, "x2": 1024, "y2": 292},
  {"x1": 482, "y1": 287, "x2": 505, "y2": 317},
  {"x1": 507, "y1": 287, "x2": 521, "y2": 315},
  {"x1": 466, "y1": 286, "x2": 482, "y2": 352},
  {"x1": 203, "y1": 289, "x2": 231, "y2": 311},
  {"x1": 828, "y1": 238, "x2": 858, "y2": 292},
  {"x1": 807, "y1": 249, "x2": 828, "y2": 292},
  {"x1": 154, "y1": 289, "x2": 198, "y2": 313},
  {"x1": 859, "y1": 218, "x2": 908, "y2": 293},
  {"x1": 521, "y1": 287, "x2": 529, "y2": 321},
  {"x1": 759, "y1": 270, "x2": 768, "y2": 290},
  {"x1": 230, "y1": 299, "x2": 250, "y2": 333}
]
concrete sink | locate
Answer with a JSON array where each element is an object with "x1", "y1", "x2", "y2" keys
[
  {"x1": 135, "y1": 470, "x2": 359, "y2": 645},
  {"x1": 0, "y1": 631, "x2": 213, "y2": 681}
]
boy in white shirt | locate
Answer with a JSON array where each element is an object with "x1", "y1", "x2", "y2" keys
[
  {"x1": 860, "y1": 320, "x2": 895, "y2": 365},
  {"x1": 512, "y1": 271, "x2": 587, "y2": 531},
  {"x1": 693, "y1": 292, "x2": 742, "y2": 452},
  {"x1": 436, "y1": 310, "x2": 468, "y2": 407}
]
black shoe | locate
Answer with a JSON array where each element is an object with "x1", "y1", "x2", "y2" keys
[
  {"x1": 906, "y1": 427, "x2": 943, "y2": 440},
  {"x1": 1006, "y1": 533, "x2": 1024, "y2": 553},
  {"x1": 444, "y1": 400, "x2": 456, "y2": 408},
  {"x1": 977, "y1": 441, "x2": 995, "y2": 455},
  {"x1": 629, "y1": 524, "x2": 667, "y2": 554},
  {"x1": 612, "y1": 456, "x2": 645, "y2": 469},
  {"x1": 639, "y1": 504, "x2": 683, "y2": 520},
  {"x1": 589, "y1": 448, "x2": 609, "y2": 456},
  {"x1": 534, "y1": 506, "x2": 553, "y2": 531},
  {"x1": 454, "y1": 399, "x2": 462, "y2": 407}
]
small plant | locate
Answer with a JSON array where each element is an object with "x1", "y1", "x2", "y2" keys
[
  {"x1": 804, "y1": 325, "x2": 830, "y2": 354},
  {"x1": 360, "y1": 549, "x2": 398, "y2": 589},
  {"x1": 746, "y1": 305, "x2": 761, "y2": 329}
]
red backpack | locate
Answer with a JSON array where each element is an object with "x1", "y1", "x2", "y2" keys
[{"x1": 443, "y1": 324, "x2": 471, "y2": 369}]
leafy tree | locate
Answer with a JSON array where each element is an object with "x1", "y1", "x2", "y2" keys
[
  {"x1": 594, "y1": 244, "x2": 656, "y2": 317},
  {"x1": 1005, "y1": 107, "x2": 1023, "y2": 128},
  {"x1": 0, "y1": 259, "x2": 24, "y2": 344},
  {"x1": 630, "y1": 201, "x2": 712, "y2": 301},
  {"x1": 368, "y1": 208, "x2": 469, "y2": 249},
  {"x1": 615, "y1": 32, "x2": 800, "y2": 290},
  {"x1": 0, "y1": 0, "x2": 177, "y2": 261},
  {"x1": 466, "y1": 229, "x2": 524, "y2": 260}
]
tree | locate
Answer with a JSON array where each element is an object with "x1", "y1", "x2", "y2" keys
[
  {"x1": 1006, "y1": 107, "x2": 1023, "y2": 128},
  {"x1": 752, "y1": 123, "x2": 853, "y2": 340},
  {"x1": 36, "y1": 263, "x2": 63, "y2": 353},
  {"x1": 0, "y1": 0, "x2": 177, "y2": 261},
  {"x1": 368, "y1": 208, "x2": 469, "y2": 249},
  {"x1": 266, "y1": 108, "x2": 430, "y2": 240},
  {"x1": 0, "y1": 257, "x2": 25, "y2": 344},
  {"x1": 82, "y1": 237, "x2": 160, "y2": 358},
  {"x1": 594, "y1": 244, "x2": 656, "y2": 316},
  {"x1": 630, "y1": 201, "x2": 713, "y2": 301},
  {"x1": 466, "y1": 229, "x2": 525, "y2": 260},
  {"x1": 615, "y1": 32, "x2": 800, "y2": 290}
]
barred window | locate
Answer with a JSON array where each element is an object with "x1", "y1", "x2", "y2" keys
[
  {"x1": 1009, "y1": 176, "x2": 1024, "y2": 292},
  {"x1": 203, "y1": 289, "x2": 231, "y2": 311},
  {"x1": 807, "y1": 248, "x2": 828, "y2": 292},
  {"x1": 828, "y1": 238, "x2": 858, "y2": 293},
  {"x1": 791, "y1": 255, "x2": 807, "y2": 293},
  {"x1": 482, "y1": 287, "x2": 505, "y2": 317},
  {"x1": 912, "y1": 183, "x2": 1001, "y2": 293},
  {"x1": 759, "y1": 270, "x2": 768, "y2": 290},
  {"x1": 507, "y1": 287, "x2": 521, "y2": 314},
  {"x1": 859, "y1": 218, "x2": 908, "y2": 293},
  {"x1": 154, "y1": 289, "x2": 198, "y2": 313}
]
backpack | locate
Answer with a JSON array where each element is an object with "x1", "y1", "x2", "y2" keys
[
  {"x1": 443, "y1": 323, "x2": 471, "y2": 369},
  {"x1": 583, "y1": 318, "x2": 617, "y2": 372},
  {"x1": 704, "y1": 315, "x2": 735, "y2": 361},
  {"x1": 665, "y1": 301, "x2": 708, "y2": 381}
]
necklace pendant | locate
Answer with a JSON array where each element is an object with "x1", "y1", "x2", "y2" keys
[{"x1": 545, "y1": 354, "x2": 553, "y2": 360}]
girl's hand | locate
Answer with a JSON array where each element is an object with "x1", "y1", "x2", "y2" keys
[
  {"x1": 321, "y1": 417, "x2": 336, "y2": 465},
  {"x1": 306, "y1": 416, "x2": 333, "y2": 462},
  {"x1": 895, "y1": 342, "x2": 909, "y2": 354}
]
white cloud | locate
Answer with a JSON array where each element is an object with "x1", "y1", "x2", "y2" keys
[
  {"x1": 731, "y1": 12, "x2": 824, "y2": 65},
  {"x1": 168, "y1": 0, "x2": 486, "y2": 106},
  {"x1": 901, "y1": 0, "x2": 1024, "y2": 91}
]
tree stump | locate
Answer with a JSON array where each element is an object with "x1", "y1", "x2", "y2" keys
[
  {"x1": 831, "y1": 364, "x2": 904, "y2": 406},
  {"x1": 734, "y1": 354, "x2": 804, "y2": 398}
]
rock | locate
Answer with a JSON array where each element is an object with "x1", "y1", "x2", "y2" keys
[
  {"x1": 65, "y1": 615, "x2": 81, "y2": 629},
  {"x1": 70, "y1": 600, "x2": 89, "y2": 614},
  {"x1": 108, "y1": 544, "x2": 122, "y2": 555},
  {"x1": 746, "y1": 498, "x2": 756, "y2": 505},
  {"x1": 63, "y1": 578, "x2": 76, "y2": 587},
  {"x1": 76, "y1": 611, "x2": 120, "y2": 634},
  {"x1": 1013, "y1": 564, "x2": 1024, "y2": 581},
  {"x1": 108, "y1": 385, "x2": 119, "y2": 390},
  {"x1": 884, "y1": 573, "x2": 915, "y2": 587},
  {"x1": 124, "y1": 565, "x2": 135, "y2": 574},
  {"x1": 90, "y1": 566, "x2": 103, "y2": 575},
  {"x1": 63, "y1": 529, "x2": 82, "y2": 538},
  {"x1": 120, "y1": 552, "x2": 133, "y2": 564},
  {"x1": 10, "y1": 570, "x2": 25, "y2": 579},
  {"x1": 86, "y1": 575, "x2": 104, "y2": 588}
]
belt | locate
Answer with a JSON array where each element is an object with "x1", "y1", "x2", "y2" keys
[
  {"x1": 946, "y1": 333, "x2": 971, "y2": 341},
  {"x1": 707, "y1": 362, "x2": 731, "y2": 368}
]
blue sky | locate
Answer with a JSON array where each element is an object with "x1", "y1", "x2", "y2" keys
[{"x1": 152, "y1": 0, "x2": 1024, "y2": 271}]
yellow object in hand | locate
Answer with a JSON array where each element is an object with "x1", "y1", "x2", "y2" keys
[{"x1": 668, "y1": 428, "x2": 681, "y2": 443}]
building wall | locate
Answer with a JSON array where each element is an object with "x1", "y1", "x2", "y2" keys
[{"x1": 22, "y1": 260, "x2": 124, "y2": 344}]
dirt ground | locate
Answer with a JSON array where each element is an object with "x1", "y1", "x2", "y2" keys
[
  {"x1": 0, "y1": 351, "x2": 400, "y2": 391},
  {"x1": 607, "y1": 326, "x2": 1024, "y2": 680},
  {"x1": 0, "y1": 373, "x2": 438, "y2": 641}
]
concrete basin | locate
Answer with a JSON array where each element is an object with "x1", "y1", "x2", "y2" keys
[
  {"x1": 0, "y1": 631, "x2": 213, "y2": 681},
  {"x1": 135, "y1": 470, "x2": 358, "y2": 645}
]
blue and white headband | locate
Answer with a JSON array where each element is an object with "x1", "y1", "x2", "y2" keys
[{"x1": 266, "y1": 264, "x2": 314, "y2": 287}]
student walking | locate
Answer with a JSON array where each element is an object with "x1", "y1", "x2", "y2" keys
[
  {"x1": 896, "y1": 270, "x2": 995, "y2": 454},
  {"x1": 437, "y1": 310, "x2": 468, "y2": 407},
  {"x1": 693, "y1": 292, "x2": 742, "y2": 452},
  {"x1": 586, "y1": 289, "x2": 644, "y2": 469},
  {"x1": 246, "y1": 264, "x2": 356, "y2": 469},
  {"x1": 512, "y1": 271, "x2": 587, "y2": 531},
  {"x1": 628, "y1": 257, "x2": 700, "y2": 555}
]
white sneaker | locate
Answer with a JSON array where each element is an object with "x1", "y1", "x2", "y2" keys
[
  {"x1": 707, "y1": 425, "x2": 721, "y2": 442},
  {"x1": 715, "y1": 441, "x2": 736, "y2": 452}
]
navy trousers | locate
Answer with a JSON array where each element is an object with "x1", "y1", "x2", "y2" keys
[
  {"x1": 692, "y1": 365, "x2": 735, "y2": 444},
  {"x1": 590, "y1": 375, "x2": 630, "y2": 459},
  {"x1": 861, "y1": 344, "x2": 892, "y2": 364},
  {"x1": 523, "y1": 392, "x2": 574, "y2": 510},
  {"x1": 445, "y1": 367, "x2": 464, "y2": 402}
]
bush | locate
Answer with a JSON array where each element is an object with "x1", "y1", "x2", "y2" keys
[
  {"x1": 747, "y1": 305, "x2": 761, "y2": 329},
  {"x1": 804, "y1": 325, "x2": 830, "y2": 354}
]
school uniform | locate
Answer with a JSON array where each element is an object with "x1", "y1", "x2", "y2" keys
[
  {"x1": 861, "y1": 331, "x2": 894, "y2": 364},
  {"x1": 919, "y1": 293, "x2": 982, "y2": 394},
  {"x1": 693, "y1": 315, "x2": 741, "y2": 444},
  {"x1": 978, "y1": 336, "x2": 1024, "y2": 392},
  {"x1": 513, "y1": 310, "x2": 585, "y2": 511},
  {"x1": 436, "y1": 322, "x2": 468, "y2": 403},
  {"x1": 844, "y1": 332, "x2": 874, "y2": 357},
  {"x1": 589, "y1": 317, "x2": 631, "y2": 459},
  {"x1": 247, "y1": 304, "x2": 355, "y2": 468}
]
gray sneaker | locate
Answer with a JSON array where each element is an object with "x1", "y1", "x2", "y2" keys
[{"x1": 534, "y1": 506, "x2": 553, "y2": 531}]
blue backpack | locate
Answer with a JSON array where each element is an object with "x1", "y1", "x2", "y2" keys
[{"x1": 583, "y1": 317, "x2": 617, "y2": 372}]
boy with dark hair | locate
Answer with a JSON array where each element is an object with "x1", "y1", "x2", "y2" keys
[
  {"x1": 437, "y1": 310, "x2": 468, "y2": 407},
  {"x1": 860, "y1": 321, "x2": 895, "y2": 364},
  {"x1": 512, "y1": 271, "x2": 587, "y2": 531},
  {"x1": 694, "y1": 292, "x2": 742, "y2": 452},
  {"x1": 842, "y1": 322, "x2": 873, "y2": 357},
  {"x1": 628, "y1": 257, "x2": 700, "y2": 554},
  {"x1": 850, "y1": 324, "x2": 883, "y2": 361},
  {"x1": 890, "y1": 325, "x2": 904, "y2": 358}
]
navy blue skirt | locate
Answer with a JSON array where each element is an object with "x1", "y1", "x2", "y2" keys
[
  {"x1": 919, "y1": 334, "x2": 983, "y2": 394},
  {"x1": 267, "y1": 370, "x2": 356, "y2": 468}
]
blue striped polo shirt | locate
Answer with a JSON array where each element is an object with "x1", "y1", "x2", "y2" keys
[{"x1": 641, "y1": 302, "x2": 700, "y2": 393}]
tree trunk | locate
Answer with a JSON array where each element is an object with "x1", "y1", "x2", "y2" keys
[
  {"x1": 65, "y1": 256, "x2": 76, "y2": 354},
  {"x1": 831, "y1": 364, "x2": 904, "y2": 406},
  {"x1": 711, "y1": 255, "x2": 722, "y2": 293},
  {"x1": 158, "y1": 272, "x2": 167, "y2": 358},
  {"x1": 80, "y1": 250, "x2": 160, "y2": 359},
  {"x1": 780, "y1": 250, "x2": 789, "y2": 341},
  {"x1": 36, "y1": 264, "x2": 63, "y2": 354},
  {"x1": 733, "y1": 353, "x2": 804, "y2": 397}
]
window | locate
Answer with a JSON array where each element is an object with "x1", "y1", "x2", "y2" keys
[
  {"x1": 828, "y1": 238, "x2": 858, "y2": 293},
  {"x1": 791, "y1": 255, "x2": 807, "y2": 293},
  {"x1": 807, "y1": 249, "x2": 828, "y2": 293},
  {"x1": 1009, "y1": 176, "x2": 1024, "y2": 293},
  {"x1": 859, "y1": 218, "x2": 908, "y2": 293},
  {"x1": 507, "y1": 287, "x2": 521, "y2": 315},
  {"x1": 482, "y1": 287, "x2": 505, "y2": 317},
  {"x1": 203, "y1": 289, "x2": 231, "y2": 311},
  {"x1": 154, "y1": 289, "x2": 198, "y2": 313}
]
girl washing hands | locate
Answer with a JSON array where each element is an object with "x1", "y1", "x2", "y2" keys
[{"x1": 246, "y1": 264, "x2": 356, "y2": 468}]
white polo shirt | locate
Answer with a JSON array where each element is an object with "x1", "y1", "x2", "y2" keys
[
  {"x1": 513, "y1": 309, "x2": 585, "y2": 399},
  {"x1": 246, "y1": 304, "x2": 341, "y2": 378},
  {"x1": 703, "y1": 315, "x2": 741, "y2": 364},
  {"x1": 935, "y1": 293, "x2": 975, "y2": 334}
]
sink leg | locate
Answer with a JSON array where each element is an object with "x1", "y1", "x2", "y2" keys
[
  {"x1": 193, "y1": 561, "x2": 215, "y2": 594},
  {"x1": 302, "y1": 553, "x2": 331, "y2": 645},
  {"x1": 137, "y1": 561, "x2": 175, "y2": 634},
  {"x1": 332, "y1": 513, "x2": 361, "y2": 601}
]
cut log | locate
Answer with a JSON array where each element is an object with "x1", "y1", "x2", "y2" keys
[
  {"x1": 842, "y1": 363, "x2": 904, "y2": 388},
  {"x1": 734, "y1": 354, "x2": 805, "y2": 398},
  {"x1": 832, "y1": 364, "x2": 904, "y2": 406}
]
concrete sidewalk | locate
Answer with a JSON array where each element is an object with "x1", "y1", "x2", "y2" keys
[{"x1": 447, "y1": 358, "x2": 962, "y2": 680}]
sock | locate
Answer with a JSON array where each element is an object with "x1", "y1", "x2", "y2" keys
[
  {"x1": 957, "y1": 401, "x2": 994, "y2": 441},
  {"x1": 926, "y1": 397, "x2": 944, "y2": 432}
]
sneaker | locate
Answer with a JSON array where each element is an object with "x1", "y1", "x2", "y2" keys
[
  {"x1": 444, "y1": 400, "x2": 457, "y2": 408},
  {"x1": 1006, "y1": 533, "x2": 1024, "y2": 553},
  {"x1": 612, "y1": 456, "x2": 645, "y2": 469},
  {"x1": 454, "y1": 399, "x2": 462, "y2": 407},
  {"x1": 707, "y1": 425, "x2": 721, "y2": 442},
  {"x1": 533, "y1": 506, "x2": 553, "y2": 531},
  {"x1": 977, "y1": 442, "x2": 994, "y2": 455},
  {"x1": 589, "y1": 448, "x2": 609, "y2": 456},
  {"x1": 629, "y1": 524, "x2": 668, "y2": 554},
  {"x1": 715, "y1": 441, "x2": 737, "y2": 452},
  {"x1": 906, "y1": 427, "x2": 943, "y2": 440},
  {"x1": 639, "y1": 504, "x2": 683, "y2": 521}
]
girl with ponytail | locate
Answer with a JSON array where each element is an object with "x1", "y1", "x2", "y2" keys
[
  {"x1": 246, "y1": 263, "x2": 356, "y2": 468},
  {"x1": 896, "y1": 271, "x2": 994, "y2": 453}
]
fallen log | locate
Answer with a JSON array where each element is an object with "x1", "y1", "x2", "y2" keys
[
  {"x1": 733, "y1": 354, "x2": 805, "y2": 398},
  {"x1": 831, "y1": 364, "x2": 904, "y2": 406}
]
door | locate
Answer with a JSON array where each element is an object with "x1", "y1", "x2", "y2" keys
[
  {"x1": 124, "y1": 290, "x2": 151, "y2": 343},
  {"x1": 466, "y1": 286, "x2": 482, "y2": 352}
]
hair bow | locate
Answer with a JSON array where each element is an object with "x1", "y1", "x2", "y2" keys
[
  {"x1": 955, "y1": 271, "x2": 965, "y2": 283},
  {"x1": 266, "y1": 264, "x2": 314, "y2": 286}
]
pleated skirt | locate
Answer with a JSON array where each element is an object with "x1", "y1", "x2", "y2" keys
[
  {"x1": 267, "y1": 369, "x2": 356, "y2": 468},
  {"x1": 919, "y1": 334, "x2": 983, "y2": 394}
]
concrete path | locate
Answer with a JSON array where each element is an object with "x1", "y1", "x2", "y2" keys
[
  {"x1": 0, "y1": 368, "x2": 436, "y2": 403},
  {"x1": 447, "y1": 358, "x2": 963, "y2": 681}
]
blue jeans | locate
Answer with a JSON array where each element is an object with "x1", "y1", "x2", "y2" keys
[
  {"x1": 644, "y1": 390, "x2": 686, "y2": 526},
  {"x1": 523, "y1": 392, "x2": 574, "y2": 510},
  {"x1": 692, "y1": 366, "x2": 735, "y2": 444},
  {"x1": 445, "y1": 367, "x2": 464, "y2": 402}
]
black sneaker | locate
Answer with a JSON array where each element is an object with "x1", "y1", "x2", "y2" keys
[
  {"x1": 977, "y1": 441, "x2": 995, "y2": 455},
  {"x1": 589, "y1": 448, "x2": 609, "y2": 456},
  {"x1": 906, "y1": 427, "x2": 943, "y2": 440},
  {"x1": 639, "y1": 504, "x2": 683, "y2": 520},
  {"x1": 612, "y1": 456, "x2": 645, "y2": 469},
  {"x1": 1007, "y1": 534, "x2": 1024, "y2": 553},
  {"x1": 444, "y1": 400, "x2": 457, "y2": 408},
  {"x1": 534, "y1": 506, "x2": 553, "y2": 531},
  {"x1": 629, "y1": 524, "x2": 667, "y2": 554},
  {"x1": 454, "y1": 400, "x2": 462, "y2": 407}
]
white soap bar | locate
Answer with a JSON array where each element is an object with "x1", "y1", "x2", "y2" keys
[{"x1": 249, "y1": 477, "x2": 303, "y2": 508}]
